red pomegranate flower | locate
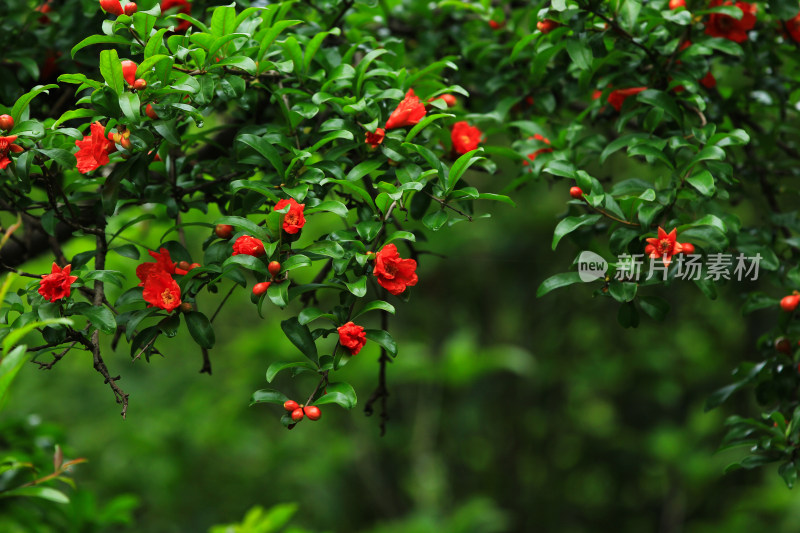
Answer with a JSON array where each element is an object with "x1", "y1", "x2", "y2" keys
[
  {"x1": 645, "y1": 227, "x2": 684, "y2": 266},
  {"x1": 337, "y1": 322, "x2": 367, "y2": 355},
  {"x1": 700, "y1": 71, "x2": 717, "y2": 89},
  {"x1": 274, "y1": 198, "x2": 306, "y2": 234},
  {"x1": 142, "y1": 270, "x2": 182, "y2": 312},
  {"x1": 75, "y1": 122, "x2": 113, "y2": 174},
  {"x1": 136, "y1": 248, "x2": 177, "y2": 286},
  {"x1": 36, "y1": 1, "x2": 53, "y2": 24},
  {"x1": 365, "y1": 128, "x2": 385, "y2": 149},
  {"x1": 704, "y1": 1, "x2": 756, "y2": 43},
  {"x1": 232, "y1": 235, "x2": 266, "y2": 257},
  {"x1": 0, "y1": 136, "x2": 24, "y2": 170},
  {"x1": 607, "y1": 87, "x2": 647, "y2": 112},
  {"x1": 99, "y1": 0, "x2": 124, "y2": 16},
  {"x1": 161, "y1": 0, "x2": 192, "y2": 32},
  {"x1": 373, "y1": 243, "x2": 418, "y2": 295},
  {"x1": 38, "y1": 263, "x2": 78, "y2": 302},
  {"x1": 451, "y1": 121, "x2": 482, "y2": 155},
  {"x1": 385, "y1": 89, "x2": 426, "y2": 130},
  {"x1": 523, "y1": 133, "x2": 553, "y2": 165},
  {"x1": 787, "y1": 12, "x2": 800, "y2": 43}
]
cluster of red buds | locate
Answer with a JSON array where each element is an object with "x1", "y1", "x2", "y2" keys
[
  {"x1": 283, "y1": 400, "x2": 321, "y2": 422},
  {"x1": 100, "y1": 0, "x2": 137, "y2": 16}
]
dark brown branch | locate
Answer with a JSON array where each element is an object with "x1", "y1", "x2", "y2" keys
[
  {"x1": 425, "y1": 191, "x2": 473, "y2": 221},
  {"x1": 90, "y1": 228, "x2": 129, "y2": 418},
  {"x1": 364, "y1": 309, "x2": 391, "y2": 436}
]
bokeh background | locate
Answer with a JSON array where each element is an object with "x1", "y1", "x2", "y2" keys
[
  {"x1": 2, "y1": 0, "x2": 800, "y2": 532},
  {"x1": 4, "y1": 180, "x2": 798, "y2": 533}
]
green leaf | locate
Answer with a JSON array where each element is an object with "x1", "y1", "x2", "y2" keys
[
  {"x1": 35, "y1": 148, "x2": 77, "y2": 169},
  {"x1": 565, "y1": 40, "x2": 593, "y2": 70},
  {"x1": 352, "y1": 300, "x2": 396, "y2": 319},
  {"x1": 236, "y1": 134, "x2": 285, "y2": 177},
  {"x1": 0, "y1": 486, "x2": 70, "y2": 504},
  {"x1": 210, "y1": 4, "x2": 236, "y2": 37},
  {"x1": 365, "y1": 329, "x2": 397, "y2": 357},
  {"x1": 214, "y1": 215, "x2": 269, "y2": 240},
  {"x1": 312, "y1": 382, "x2": 357, "y2": 409},
  {"x1": 145, "y1": 28, "x2": 169, "y2": 58},
  {"x1": 80, "y1": 305, "x2": 116, "y2": 334},
  {"x1": 704, "y1": 361, "x2": 766, "y2": 411},
  {"x1": 111, "y1": 244, "x2": 140, "y2": 260},
  {"x1": 447, "y1": 149, "x2": 485, "y2": 193},
  {"x1": 257, "y1": 20, "x2": 303, "y2": 71},
  {"x1": 99, "y1": 49, "x2": 125, "y2": 95},
  {"x1": 209, "y1": 56, "x2": 258, "y2": 75},
  {"x1": 282, "y1": 254, "x2": 311, "y2": 272},
  {"x1": 267, "y1": 282, "x2": 288, "y2": 308},
  {"x1": 298, "y1": 307, "x2": 335, "y2": 325},
  {"x1": 224, "y1": 254, "x2": 267, "y2": 275},
  {"x1": 346, "y1": 159, "x2": 383, "y2": 182},
  {"x1": 0, "y1": 346, "x2": 32, "y2": 412},
  {"x1": 345, "y1": 276, "x2": 367, "y2": 297},
  {"x1": 71, "y1": 35, "x2": 132, "y2": 58},
  {"x1": 405, "y1": 113, "x2": 455, "y2": 143},
  {"x1": 544, "y1": 160, "x2": 577, "y2": 179},
  {"x1": 779, "y1": 462, "x2": 797, "y2": 489},
  {"x1": 637, "y1": 90, "x2": 682, "y2": 124},
  {"x1": 281, "y1": 317, "x2": 318, "y2": 363},
  {"x1": 118, "y1": 92, "x2": 141, "y2": 122},
  {"x1": 355, "y1": 49, "x2": 391, "y2": 97},
  {"x1": 303, "y1": 28, "x2": 338, "y2": 73},
  {"x1": 686, "y1": 169, "x2": 715, "y2": 196},
  {"x1": 552, "y1": 214, "x2": 601, "y2": 250},
  {"x1": 305, "y1": 201, "x2": 348, "y2": 218},
  {"x1": 266, "y1": 361, "x2": 317, "y2": 383},
  {"x1": 536, "y1": 272, "x2": 583, "y2": 297},
  {"x1": 639, "y1": 296, "x2": 670, "y2": 321},
  {"x1": 10, "y1": 84, "x2": 58, "y2": 124},
  {"x1": 184, "y1": 311, "x2": 215, "y2": 349},
  {"x1": 307, "y1": 130, "x2": 353, "y2": 153},
  {"x1": 250, "y1": 388, "x2": 289, "y2": 406}
]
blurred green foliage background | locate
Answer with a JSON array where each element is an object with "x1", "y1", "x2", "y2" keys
[
  {"x1": 2, "y1": 0, "x2": 800, "y2": 531},
  {"x1": 4, "y1": 180, "x2": 799, "y2": 532}
]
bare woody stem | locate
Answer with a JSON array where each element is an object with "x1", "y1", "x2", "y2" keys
[
  {"x1": 364, "y1": 308, "x2": 391, "y2": 436},
  {"x1": 89, "y1": 226, "x2": 130, "y2": 418}
]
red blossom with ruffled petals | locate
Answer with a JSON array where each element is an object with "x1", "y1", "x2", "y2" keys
[
  {"x1": 645, "y1": 227, "x2": 683, "y2": 266},
  {"x1": 232, "y1": 235, "x2": 266, "y2": 257},
  {"x1": 365, "y1": 128, "x2": 385, "y2": 149},
  {"x1": 0, "y1": 136, "x2": 23, "y2": 170},
  {"x1": 373, "y1": 243, "x2": 418, "y2": 295},
  {"x1": 274, "y1": 198, "x2": 306, "y2": 234},
  {"x1": 38, "y1": 263, "x2": 78, "y2": 302},
  {"x1": 75, "y1": 122, "x2": 113, "y2": 174},
  {"x1": 705, "y1": 1, "x2": 756, "y2": 43},
  {"x1": 385, "y1": 89, "x2": 426, "y2": 130},
  {"x1": 607, "y1": 87, "x2": 647, "y2": 112},
  {"x1": 451, "y1": 121, "x2": 482, "y2": 155},
  {"x1": 338, "y1": 322, "x2": 367, "y2": 355},
  {"x1": 136, "y1": 248, "x2": 177, "y2": 286},
  {"x1": 142, "y1": 270, "x2": 182, "y2": 312},
  {"x1": 787, "y1": 12, "x2": 800, "y2": 43},
  {"x1": 161, "y1": 0, "x2": 192, "y2": 32}
]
